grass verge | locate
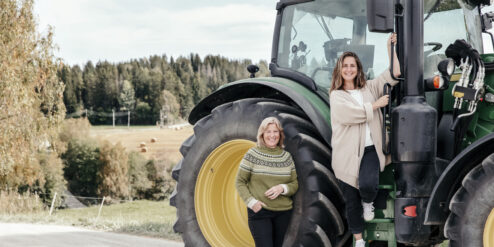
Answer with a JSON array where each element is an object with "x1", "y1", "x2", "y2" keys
[{"x1": 0, "y1": 200, "x2": 181, "y2": 241}]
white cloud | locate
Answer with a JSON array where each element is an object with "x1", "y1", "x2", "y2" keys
[{"x1": 34, "y1": 0, "x2": 277, "y2": 66}]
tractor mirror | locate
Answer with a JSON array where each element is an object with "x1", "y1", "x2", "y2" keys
[{"x1": 367, "y1": 0, "x2": 394, "y2": 33}]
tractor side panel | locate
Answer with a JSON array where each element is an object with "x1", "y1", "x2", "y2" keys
[{"x1": 425, "y1": 133, "x2": 494, "y2": 225}]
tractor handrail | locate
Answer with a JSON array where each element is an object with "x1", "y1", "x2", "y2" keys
[{"x1": 382, "y1": 83, "x2": 392, "y2": 155}]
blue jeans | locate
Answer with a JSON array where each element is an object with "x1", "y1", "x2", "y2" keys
[
  {"x1": 247, "y1": 208, "x2": 292, "y2": 247},
  {"x1": 338, "y1": 145, "x2": 380, "y2": 234}
]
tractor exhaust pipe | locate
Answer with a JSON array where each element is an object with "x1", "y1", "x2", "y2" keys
[{"x1": 390, "y1": 0, "x2": 437, "y2": 244}]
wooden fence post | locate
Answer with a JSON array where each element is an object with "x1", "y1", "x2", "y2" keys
[
  {"x1": 49, "y1": 192, "x2": 57, "y2": 216},
  {"x1": 97, "y1": 196, "x2": 106, "y2": 220}
]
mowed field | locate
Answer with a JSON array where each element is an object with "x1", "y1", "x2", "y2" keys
[{"x1": 90, "y1": 125, "x2": 193, "y2": 164}]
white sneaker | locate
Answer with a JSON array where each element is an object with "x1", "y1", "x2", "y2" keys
[
  {"x1": 355, "y1": 239, "x2": 366, "y2": 247},
  {"x1": 362, "y1": 201, "x2": 375, "y2": 221}
]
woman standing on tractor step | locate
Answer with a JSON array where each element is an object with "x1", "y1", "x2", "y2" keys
[
  {"x1": 235, "y1": 117, "x2": 298, "y2": 247},
  {"x1": 329, "y1": 33, "x2": 401, "y2": 247}
]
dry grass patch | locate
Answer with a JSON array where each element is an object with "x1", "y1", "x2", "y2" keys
[
  {"x1": 90, "y1": 125, "x2": 192, "y2": 164},
  {"x1": 0, "y1": 190, "x2": 45, "y2": 214}
]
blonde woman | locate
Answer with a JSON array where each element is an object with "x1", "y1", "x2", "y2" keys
[
  {"x1": 329, "y1": 33, "x2": 400, "y2": 247},
  {"x1": 235, "y1": 117, "x2": 298, "y2": 247}
]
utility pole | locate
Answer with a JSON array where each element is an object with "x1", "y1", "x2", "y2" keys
[
  {"x1": 128, "y1": 110, "x2": 130, "y2": 128},
  {"x1": 112, "y1": 109, "x2": 115, "y2": 128}
]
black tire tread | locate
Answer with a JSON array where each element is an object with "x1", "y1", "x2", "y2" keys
[
  {"x1": 170, "y1": 98, "x2": 350, "y2": 247},
  {"x1": 171, "y1": 159, "x2": 182, "y2": 181},
  {"x1": 314, "y1": 224, "x2": 333, "y2": 247},
  {"x1": 313, "y1": 192, "x2": 345, "y2": 235},
  {"x1": 445, "y1": 153, "x2": 494, "y2": 247}
]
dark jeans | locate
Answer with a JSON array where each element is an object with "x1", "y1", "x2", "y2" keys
[
  {"x1": 338, "y1": 145, "x2": 380, "y2": 234},
  {"x1": 247, "y1": 208, "x2": 292, "y2": 247}
]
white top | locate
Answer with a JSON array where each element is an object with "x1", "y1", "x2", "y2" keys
[{"x1": 347, "y1": 89, "x2": 374, "y2": 146}]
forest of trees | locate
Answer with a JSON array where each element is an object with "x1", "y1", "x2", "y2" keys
[{"x1": 59, "y1": 55, "x2": 270, "y2": 125}]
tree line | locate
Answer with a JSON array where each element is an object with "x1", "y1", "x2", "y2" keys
[{"x1": 59, "y1": 54, "x2": 270, "y2": 124}]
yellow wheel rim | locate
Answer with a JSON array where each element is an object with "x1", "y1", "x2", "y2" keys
[
  {"x1": 484, "y1": 208, "x2": 494, "y2": 247},
  {"x1": 195, "y1": 139, "x2": 256, "y2": 247}
]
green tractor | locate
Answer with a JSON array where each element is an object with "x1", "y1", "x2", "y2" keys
[{"x1": 170, "y1": 0, "x2": 494, "y2": 246}]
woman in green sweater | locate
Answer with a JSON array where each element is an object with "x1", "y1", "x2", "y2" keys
[{"x1": 235, "y1": 117, "x2": 298, "y2": 247}]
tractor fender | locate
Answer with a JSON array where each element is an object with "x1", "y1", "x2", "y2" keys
[
  {"x1": 424, "y1": 132, "x2": 494, "y2": 225},
  {"x1": 188, "y1": 77, "x2": 332, "y2": 146}
]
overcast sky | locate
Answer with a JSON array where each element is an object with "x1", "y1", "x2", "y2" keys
[
  {"x1": 34, "y1": 0, "x2": 277, "y2": 66},
  {"x1": 34, "y1": 1, "x2": 494, "y2": 67}
]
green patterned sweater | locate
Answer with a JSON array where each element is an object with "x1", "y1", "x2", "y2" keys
[{"x1": 235, "y1": 146, "x2": 298, "y2": 211}]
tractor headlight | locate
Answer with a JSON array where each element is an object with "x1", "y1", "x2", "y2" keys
[
  {"x1": 425, "y1": 58, "x2": 454, "y2": 91},
  {"x1": 437, "y1": 58, "x2": 455, "y2": 77}
]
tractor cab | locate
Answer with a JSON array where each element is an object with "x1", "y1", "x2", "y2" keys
[{"x1": 271, "y1": 0, "x2": 485, "y2": 100}]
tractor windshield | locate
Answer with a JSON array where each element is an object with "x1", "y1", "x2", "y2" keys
[
  {"x1": 275, "y1": 0, "x2": 479, "y2": 92},
  {"x1": 423, "y1": 0, "x2": 482, "y2": 78},
  {"x1": 276, "y1": 0, "x2": 384, "y2": 91}
]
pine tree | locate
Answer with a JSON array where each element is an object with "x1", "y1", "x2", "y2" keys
[
  {"x1": 119, "y1": 80, "x2": 136, "y2": 111},
  {"x1": 83, "y1": 61, "x2": 97, "y2": 109}
]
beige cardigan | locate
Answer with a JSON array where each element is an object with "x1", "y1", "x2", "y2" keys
[{"x1": 329, "y1": 70, "x2": 398, "y2": 188}]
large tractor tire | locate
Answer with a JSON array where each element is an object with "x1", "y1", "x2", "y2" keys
[
  {"x1": 444, "y1": 153, "x2": 494, "y2": 247},
  {"x1": 170, "y1": 98, "x2": 351, "y2": 247}
]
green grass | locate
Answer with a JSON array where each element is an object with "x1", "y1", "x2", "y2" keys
[
  {"x1": 439, "y1": 240, "x2": 449, "y2": 246},
  {"x1": 0, "y1": 200, "x2": 181, "y2": 241}
]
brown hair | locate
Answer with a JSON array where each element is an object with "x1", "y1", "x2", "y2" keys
[
  {"x1": 329, "y1": 51, "x2": 367, "y2": 92},
  {"x1": 256, "y1": 117, "x2": 285, "y2": 148}
]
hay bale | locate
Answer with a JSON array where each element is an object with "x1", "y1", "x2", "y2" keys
[
  {"x1": 141, "y1": 147, "x2": 148, "y2": 152},
  {"x1": 140, "y1": 142, "x2": 146, "y2": 147},
  {"x1": 151, "y1": 138, "x2": 157, "y2": 143}
]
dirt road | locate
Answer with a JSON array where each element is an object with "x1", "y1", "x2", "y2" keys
[{"x1": 0, "y1": 223, "x2": 184, "y2": 247}]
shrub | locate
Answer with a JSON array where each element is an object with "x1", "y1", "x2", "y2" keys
[
  {"x1": 34, "y1": 152, "x2": 67, "y2": 205},
  {"x1": 98, "y1": 141, "x2": 129, "y2": 201},
  {"x1": 128, "y1": 151, "x2": 152, "y2": 199},
  {"x1": 145, "y1": 159, "x2": 175, "y2": 200},
  {"x1": 62, "y1": 139, "x2": 100, "y2": 197},
  {"x1": 59, "y1": 118, "x2": 91, "y2": 143}
]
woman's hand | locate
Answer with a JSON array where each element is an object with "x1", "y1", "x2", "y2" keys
[
  {"x1": 387, "y1": 32, "x2": 397, "y2": 48},
  {"x1": 387, "y1": 32, "x2": 401, "y2": 78},
  {"x1": 252, "y1": 201, "x2": 266, "y2": 213},
  {"x1": 265, "y1": 184, "x2": 284, "y2": 200},
  {"x1": 372, "y1": 95, "x2": 389, "y2": 110}
]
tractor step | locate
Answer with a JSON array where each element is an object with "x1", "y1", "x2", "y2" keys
[
  {"x1": 378, "y1": 184, "x2": 394, "y2": 190},
  {"x1": 354, "y1": 165, "x2": 397, "y2": 247},
  {"x1": 367, "y1": 218, "x2": 393, "y2": 223}
]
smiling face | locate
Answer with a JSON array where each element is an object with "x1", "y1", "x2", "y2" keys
[
  {"x1": 341, "y1": 56, "x2": 358, "y2": 83},
  {"x1": 263, "y1": 123, "x2": 280, "y2": 148}
]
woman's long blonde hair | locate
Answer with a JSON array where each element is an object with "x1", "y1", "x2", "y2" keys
[
  {"x1": 256, "y1": 117, "x2": 285, "y2": 148},
  {"x1": 329, "y1": 51, "x2": 367, "y2": 92}
]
